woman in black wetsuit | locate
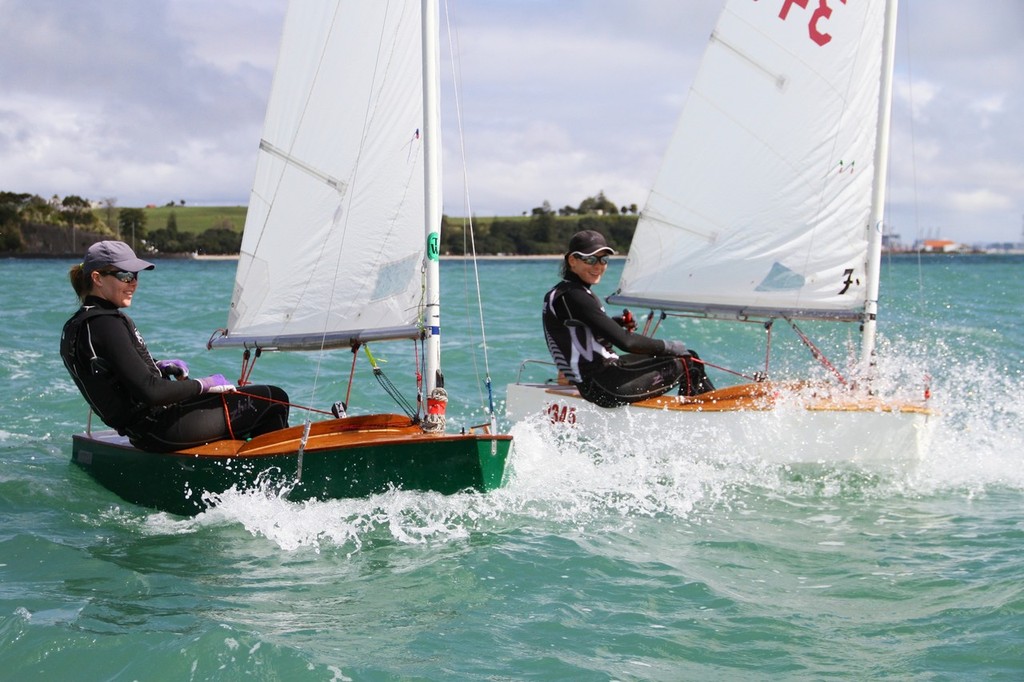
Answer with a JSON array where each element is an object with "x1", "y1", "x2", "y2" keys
[
  {"x1": 542, "y1": 230, "x2": 714, "y2": 407},
  {"x1": 61, "y1": 240, "x2": 289, "y2": 452}
]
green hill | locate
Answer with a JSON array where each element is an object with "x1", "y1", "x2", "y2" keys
[{"x1": 118, "y1": 205, "x2": 248, "y2": 236}]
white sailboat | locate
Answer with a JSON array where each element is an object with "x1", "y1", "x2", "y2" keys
[
  {"x1": 71, "y1": 0, "x2": 512, "y2": 515},
  {"x1": 506, "y1": 0, "x2": 935, "y2": 465}
]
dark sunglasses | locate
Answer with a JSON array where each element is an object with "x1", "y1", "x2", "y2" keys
[
  {"x1": 102, "y1": 270, "x2": 139, "y2": 283},
  {"x1": 572, "y1": 253, "x2": 610, "y2": 265}
]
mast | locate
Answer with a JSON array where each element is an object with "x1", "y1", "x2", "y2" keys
[
  {"x1": 422, "y1": 0, "x2": 442, "y2": 392},
  {"x1": 860, "y1": 0, "x2": 898, "y2": 367}
]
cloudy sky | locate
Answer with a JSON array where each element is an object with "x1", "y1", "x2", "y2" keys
[{"x1": 1, "y1": 0, "x2": 1021, "y2": 245}]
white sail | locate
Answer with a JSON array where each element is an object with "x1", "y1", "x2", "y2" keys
[
  {"x1": 611, "y1": 0, "x2": 888, "y2": 322},
  {"x1": 216, "y1": 0, "x2": 427, "y2": 351},
  {"x1": 507, "y1": 0, "x2": 933, "y2": 466}
]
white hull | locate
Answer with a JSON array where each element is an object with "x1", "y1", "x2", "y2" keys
[{"x1": 506, "y1": 381, "x2": 934, "y2": 467}]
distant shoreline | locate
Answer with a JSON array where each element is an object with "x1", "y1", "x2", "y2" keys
[
  {"x1": 5, "y1": 251, "x2": 1022, "y2": 261},
  {"x1": 191, "y1": 254, "x2": 239, "y2": 261}
]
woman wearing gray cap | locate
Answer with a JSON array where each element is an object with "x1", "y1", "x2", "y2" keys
[
  {"x1": 542, "y1": 230, "x2": 714, "y2": 407},
  {"x1": 60, "y1": 240, "x2": 289, "y2": 451}
]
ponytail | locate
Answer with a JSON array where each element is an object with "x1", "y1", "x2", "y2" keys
[
  {"x1": 561, "y1": 251, "x2": 577, "y2": 278},
  {"x1": 69, "y1": 263, "x2": 91, "y2": 302}
]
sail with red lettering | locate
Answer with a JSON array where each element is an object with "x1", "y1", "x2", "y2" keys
[
  {"x1": 506, "y1": 0, "x2": 934, "y2": 467},
  {"x1": 610, "y1": 0, "x2": 888, "y2": 323}
]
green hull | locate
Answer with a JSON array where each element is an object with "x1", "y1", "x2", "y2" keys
[{"x1": 71, "y1": 419, "x2": 512, "y2": 516}]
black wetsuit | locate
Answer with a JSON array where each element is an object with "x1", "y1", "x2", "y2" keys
[
  {"x1": 542, "y1": 274, "x2": 712, "y2": 407},
  {"x1": 61, "y1": 296, "x2": 289, "y2": 452}
]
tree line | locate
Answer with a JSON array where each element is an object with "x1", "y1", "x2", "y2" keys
[
  {"x1": 440, "y1": 192, "x2": 639, "y2": 256},
  {"x1": 0, "y1": 192, "x2": 240, "y2": 255},
  {"x1": 1, "y1": 190, "x2": 637, "y2": 257}
]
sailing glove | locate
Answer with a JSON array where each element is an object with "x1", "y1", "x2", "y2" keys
[
  {"x1": 156, "y1": 358, "x2": 189, "y2": 379},
  {"x1": 663, "y1": 340, "x2": 688, "y2": 356},
  {"x1": 197, "y1": 374, "x2": 236, "y2": 394}
]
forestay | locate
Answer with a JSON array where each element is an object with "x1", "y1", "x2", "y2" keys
[
  {"x1": 610, "y1": 0, "x2": 887, "y2": 322},
  {"x1": 214, "y1": 1, "x2": 426, "y2": 351}
]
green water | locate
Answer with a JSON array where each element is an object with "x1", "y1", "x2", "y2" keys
[{"x1": 2, "y1": 256, "x2": 1022, "y2": 680}]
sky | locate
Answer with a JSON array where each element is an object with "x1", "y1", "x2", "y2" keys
[{"x1": 1, "y1": 0, "x2": 1022, "y2": 246}]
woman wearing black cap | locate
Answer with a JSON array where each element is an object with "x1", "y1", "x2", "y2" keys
[
  {"x1": 542, "y1": 230, "x2": 714, "y2": 407},
  {"x1": 61, "y1": 240, "x2": 290, "y2": 452}
]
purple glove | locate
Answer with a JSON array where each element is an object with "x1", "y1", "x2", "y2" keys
[
  {"x1": 197, "y1": 373, "x2": 236, "y2": 394},
  {"x1": 663, "y1": 340, "x2": 688, "y2": 356},
  {"x1": 156, "y1": 358, "x2": 189, "y2": 379}
]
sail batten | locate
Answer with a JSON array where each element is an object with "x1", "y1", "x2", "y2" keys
[
  {"x1": 617, "y1": 0, "x2": 887, "y2": 323},
  {"x1": 257, "y1": 139, "x2": 348, "y2": 194}
]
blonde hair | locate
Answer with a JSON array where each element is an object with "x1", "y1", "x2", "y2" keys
[{"x1": 69, "y1": 263, "x2": 93, "y2": 302}]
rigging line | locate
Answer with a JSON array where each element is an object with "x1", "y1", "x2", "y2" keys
[
  {"x1": 442, "y1": 2, "x2": 482, "y2": 383},
  {"x1": 443, "y1": 0, "x2": 496, "y2": 414},
  {"x1": 343, "y1": 344, "x2": 360, "y2": 415},
  {"x1": 899, "y1": 2, "x2": 928, "y2": 309},
  {"x1": 786, "y1": 318, "x2": 848, "y2": 386},
  {"x1": 220, "y1": 395, "x2": 235, "y2": 440},
  {"x1": 690, "y1": 356, "x2": 758, "y2": 383},
  {"x1": 414, "y1": 337, "x2": 424, "y2": 416},
  {"x1": 363, "y1": 344, "x2": 418, "y2": 419},
  {"x1": 639, "y1": 310, "x2": 761, "y2": 382},
  {"x1": 233, "y1": 389, "x2": 334, "y2": 417}
]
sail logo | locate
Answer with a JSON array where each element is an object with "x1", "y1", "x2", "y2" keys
[
  {"x1": 427, "y1": 232, "x2": 440, "y2": 261},
  {"x1": 770, "y1": 0, "x2": 849, "y2": 47}
]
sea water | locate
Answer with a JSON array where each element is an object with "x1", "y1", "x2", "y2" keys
[{"x1": 1, "y1": 255, "x2": 1021, "y2": 680}]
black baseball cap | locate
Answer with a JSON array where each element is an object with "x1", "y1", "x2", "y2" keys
[{"x1": 567, "y1": 230, "x2": 616, "y2": 257}]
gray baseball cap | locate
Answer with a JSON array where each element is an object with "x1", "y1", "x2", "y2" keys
[{"x1": 82, "y1": 240, "x2": 155, "y2": 274}]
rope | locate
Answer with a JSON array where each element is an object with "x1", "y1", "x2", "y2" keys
[
  {"x1": 787, "y1": 319, "x2": 848, "y2": 385},
  {"x1": 641, "y1": 311, "x2": 655, "y2": 336},
  {"x1": 414, "y1": 336, "x2": 424, "y2": 416},
  {"x1": 343, "y1": 343, "x2": 360, "y2": 413},
  {"x1": 636, "y1": 311, "x2": 767, "y2": 383},
  {"x1": 443, "y1": 2, "x2": 502, "y2": 426},
  {"x1": 638, "y1": 311, "x2": 852, "y2": 387},
  {"x1": 237, "y1": 347, "x2": 263, "y2": 386},
  {"x1": 687, "y1": 355, "x2": 759, "y2": 383},
  {"x1": 649, "y1": 311, "x2": 666, "y2": 336},
  {"x1": 363, "y1": 345, "x2": 418, "y2": 419},
  {"x1": 220, "y1": 394, "x2": 236, "y2": 440},
  {"x1": 232, "y1": 388, "x2": 334, "y2": 417},
  {"x1": 238, "y1": 349, "x2": 251, "y2": 385}
]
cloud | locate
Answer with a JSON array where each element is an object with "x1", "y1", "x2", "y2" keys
[
  {"x1": 0, "y1": 0, "x2": 273, "y2": 206},
  {"x1": 949, "y1": 188, "x2": 1012, "y2": 213},
  {"x1": 0, "y1": 0, "x2": 1021, "y2": 243}
]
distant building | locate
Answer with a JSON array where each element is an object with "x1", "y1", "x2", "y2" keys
[{"x1": 917, "y1": 239, "x2": 961, "y2": 253}]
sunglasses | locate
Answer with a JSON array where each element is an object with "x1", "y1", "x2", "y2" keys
[
  {"x1": 572, "y1": 253, "x2": 610, "y2": 265},
  {"x1": 102, "y1": 270, "x2": 139, "y2": 283}
]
